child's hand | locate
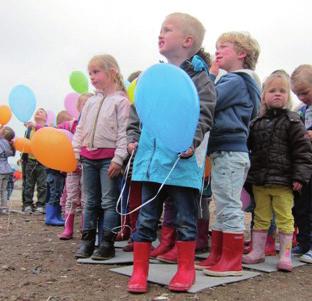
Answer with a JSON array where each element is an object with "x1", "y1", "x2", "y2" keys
[
  {"x1": 127, "y1": 142, "x2": 138, "y2": 154},
  {"x1": 24, "y1": 121, "x2": 35, "y2": 128},
  {"x1": 293, "y1": 181, "x2": 302, "y2": 191},
  {"x1": 209, "y1": 60, "x2": 220, "y2": 76},
  {"x1": 306, "y1": 130, "x2": 312, "y2": 140},
  {"x1": 108, "y1": 161, "x2": 121, "y2": 178},
  {"x1": 179, "y1": 147, "x2": 194, "y2": 159}
]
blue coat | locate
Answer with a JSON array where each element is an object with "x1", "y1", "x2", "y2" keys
[{"x1": 131, "y1": 60, "x2": 216, "y2": 190}]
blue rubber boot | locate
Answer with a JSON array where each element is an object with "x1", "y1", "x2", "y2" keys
[{"x1": 45, "y1": 203, "x2": 65, "y2": 226}]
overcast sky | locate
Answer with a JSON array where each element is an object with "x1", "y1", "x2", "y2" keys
[{"x1": 1, "y1": 0, "x2": 311, "y2": 144}]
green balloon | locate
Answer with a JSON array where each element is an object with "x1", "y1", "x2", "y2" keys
[{"x1": 69, "y1": 71, "x2": 89, "y2": 94}]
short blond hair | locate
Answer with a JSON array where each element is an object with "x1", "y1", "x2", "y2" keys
[
  {"x1": 217, "y1": 31, "x2": 260, "y2": 70},
  {"x1": 88, "y1": 54, "x2": 126, "y2": 93},
  {"x1": 166, "y1": 12, "x2": 205, "y2": 56},
  {"x1": 56, "y1": 110, "x2": 73, "y2": 125},
  {"x1": 260, "y1": 70, "x2": 292, "y2": 115},
  {"x1": 291, "y1": 64, "x2": 312, "y2": 86}
]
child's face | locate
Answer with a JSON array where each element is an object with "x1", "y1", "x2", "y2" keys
[
  {"x1": 34, "y1": 109, "x2": 47, "y2": 123},
  {"x1": 264, "y1": 78, "x2": 289, "y2": 109},
  {"x1": 215, "y1": 41, "x2": 245, "y2": 72},
  {"x1": 88, "y1": 62, "x2": 111, "y2": 91},
  {"x1": 158, "y1": 16, "x2": 187, "y2": 61},
  {"x1": 292, "y1": 81, "x2": 312, "y2": 106}
]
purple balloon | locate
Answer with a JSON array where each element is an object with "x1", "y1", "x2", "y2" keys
[
  {"x1": 64, "y1": 92, "x2": 79, "y2": 119},
  {"x1": 57, "y1": 129, "x2": 73, "y2": 141},
  {"x1": 46, "y1": 110, "x2": 56, "y2": 127},
  {"x1": 241, "y1": 188, "x2": 251, "y2": 211}
]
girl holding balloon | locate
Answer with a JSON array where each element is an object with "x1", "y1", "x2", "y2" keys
[{"x1": 73, "y1": 54, "x2": 130, "y2": 260}]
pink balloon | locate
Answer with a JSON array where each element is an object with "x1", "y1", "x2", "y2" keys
[
  {"x1": 46, "y1": 110, "x2": 56, "y2": 127},
  {"x1": 57, "y1": 129, "x2": 73, "y2": 141},
  {"x1": 64, "y1": 92, "x2": 79, "y2": 119}
]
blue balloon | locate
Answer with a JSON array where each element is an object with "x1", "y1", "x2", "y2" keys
[
  {"x1": 9, "y1": 85, "x2": 37, "y2": 122},
  {"x1": 135, "y1": 64, "x2": 200, "y2": 153}
]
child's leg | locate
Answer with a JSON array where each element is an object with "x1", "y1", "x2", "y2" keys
[
  {"x1": 58, "y1": 171, "x2": 80, "y2": 239},
  {"x1": 123, "y1": 181, "x2": 142, "y2": 252},
  {"x1": 243, "y1": 186, "x2": 272, "y2": 264},
  {"x1": 204, "y1": 152, "x2": 249, "y2": 277},
  {"x1": 23, "y1": 160, "x2": 37, "y2": 211},
  {"x1": 75, "y1": 159, "x2": 100, "y2": 258},
  {"x1": 35, "y1": 163, "x2": 47, "y2": 209},
  {"x1": 167, "y1": 185, "x2": 198, "y2": 291},
  {"x1": 128, "y1": 182, "x2": 165, "y2": 293},
  {"x1": 196, "y1": 195, "x2": 210, "y2": 253},
  {"x1": 155, "y1": 197, "x2": 178, "y2": 262},
  {"x1": 0, "y1": 175, "x2": 9, "y2": 210},
  {"x1": 272, "y1": 186, "x2": 294, "y2": 271},
  {"x1": 293, "y1": 178, "x2": 312, "y2": 254},
  {"x1": 92, "y1": 159, "x2": 122, "y2": 260}
]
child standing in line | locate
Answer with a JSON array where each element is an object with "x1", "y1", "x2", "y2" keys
[
  {"x1": 199, "y1": 32, "x2": 261, "y2": 277},
  {"x1": 73, "y1": 54, "x2": 130, "y2": 260},
  {"x1": 0, "y1": 126, "x2": 15, "y2": 214},
  {"x1": 243, "y1": 71, "x2": 312, "y2": 271},
  {"x1": 45, "y1": 111, "x2": 73, "y2": 226},
  {"x1": 291, "y1": 64, "x2": 312, "y2": 263},
  {"x1": 128, "y1": 12, "x2": 216, "y2": 293},
  {"x1": 22, "y1": 108, "x2": 48, "y2": 213},
  {"x1": 58, "y1": 93, "x2": 93, "y2": 240}
]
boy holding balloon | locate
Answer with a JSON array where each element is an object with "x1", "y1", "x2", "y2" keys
[
  {"x1": 22, "y1": 108, "x2": 48, "y2": 214},
  {"x1": 197, "y1": 32, "x2": 261, "y2": 277},
  {"x1": 128, "y1": 12, "x2": 216, "y2": 293}
]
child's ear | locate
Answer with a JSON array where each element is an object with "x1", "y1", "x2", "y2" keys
[
  {"x1": 238, "y1": 51, "x2": 247, "y2": 60},
  {"x1": 183, "y1": 36, "x2": 193, "y2": 48}
]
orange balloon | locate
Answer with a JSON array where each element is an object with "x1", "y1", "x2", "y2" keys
[
  {"x1": 13, "y1": 137, "x2": 32, "y2": 153},
  {"x1": 0, "y1": 105, "x2": 12, "y2": 125},
  {"x1": 204, "y1": 156, "x2": 212, "y2": 179},
  {"x1": 30, "y1": 127, "x2": 77, "y2": 172}
]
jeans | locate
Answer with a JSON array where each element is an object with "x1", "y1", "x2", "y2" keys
[
  {"x1": 211, "y1": 151, "x2": 250, "y2": 233},
  {"x1": 46, "y1": 169, "x2": 66, "y2": 205},
  {"x1": 132, "y1": 182, "x2": 198, "y2": 242},
  {"x1": 82, "y1": 158, "x2": 120, "y2": 233}
]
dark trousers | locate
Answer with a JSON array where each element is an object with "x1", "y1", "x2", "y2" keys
[
  {"x1": 23, "y1": 159, "x2": 47, "y2": 208},
  {"x1": 293, "y1": 177, "x2": 312, "y2": 250}
]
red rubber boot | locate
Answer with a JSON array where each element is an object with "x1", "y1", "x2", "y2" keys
[
  {"x1": 195, "y1": 230, "x2": 222, "y2": 270},
  {"x1": 203, "y1": 232, "x2": 244, "y2": 276},
  {"x1": 168, "y1": 241, "x2": 196, "y2": 292},
  {"x1": 128, "y1": 242, "x2": 151, "y2": 293}
]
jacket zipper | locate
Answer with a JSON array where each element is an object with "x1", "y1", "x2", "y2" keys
[{"x1": 90, "y1": 95, "x2": 105, "y2": 148}]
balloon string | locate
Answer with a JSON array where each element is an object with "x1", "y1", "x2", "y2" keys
[{"x1": 116, "y1": 153, "x2": 180, "y2": 216}]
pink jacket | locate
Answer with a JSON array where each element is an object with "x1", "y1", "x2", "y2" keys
[{"x1": 72, "y1": 91, "x2": 130, "y2": 166}]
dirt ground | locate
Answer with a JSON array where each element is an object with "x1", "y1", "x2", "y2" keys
[{"x1": 1, "y1": 183, "x2": 312, "y2": 301}]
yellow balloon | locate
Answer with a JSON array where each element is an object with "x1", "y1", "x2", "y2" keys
[
  {"x1": 0, "y1": 105, "x2": 12, "y2": 126},
  {"x1": 127, "y1": 79, "x2": 137, "y2": 104},
  {"x1": 30, "y1": 127, "x2": 77, "y2": 172}
]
